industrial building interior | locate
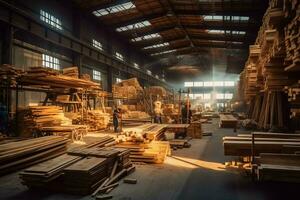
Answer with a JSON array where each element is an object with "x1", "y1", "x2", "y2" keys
[{"x1": 0, "y1": 0, "x2": 300, "y2": 199}]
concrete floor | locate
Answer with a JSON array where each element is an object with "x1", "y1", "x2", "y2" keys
[{"x1": 1, "y1": 119, "x2": 300, "y2": 200}]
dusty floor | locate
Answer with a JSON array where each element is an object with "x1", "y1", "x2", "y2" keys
[{"x1": 0, "y1": 119, "x2": 299, "y2": 200}]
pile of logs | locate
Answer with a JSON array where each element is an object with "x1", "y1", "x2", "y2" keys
[{"x1": 0, "y1": 136, "x2": 69, "y2": 175}]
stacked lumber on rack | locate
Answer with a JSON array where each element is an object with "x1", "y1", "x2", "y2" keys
[
  {"x1": 223, "y1": 132, "x2": 300, "y2": 156},
  {"x1": 219, "y1": 114, "x2": 238, "y2": 128},
  {"x1": 0, "y1": 64, "x2": 23, "y2": 86},
  {"x1": 21, "y1": 67, "x2": 101, "y2": 89},
  {"x1": 144, "y1": 86, "x2": 167, "y2": 97},
  {"x1": 255, "y1": 153, "x2": 300, "y2": 182},
  {"x1": 62, "y1": 67, "x2": 79, "y2": 78},
  {"x1": 19, "y1": 106, "x2": 72, "y2": 137},
  {"x1": 0, "y1": 136, "x2": 69, "y2": 175},
  {"x1": 112, "y1": 78, "x2": 143, "y2": 99}
]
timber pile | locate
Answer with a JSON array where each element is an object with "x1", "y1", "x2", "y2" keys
[
  {"x1": 187, "y1": 121, "x2": 202, "y2": 138},
  {"x1": 0, "y1": 64, "x2": 23, "y2": 86},
  {"x1": 21, "y1": 67, "x2": 101, "y2": 89},
  {"x1": 237, "y1": 0, "x2": 300, "y2": 131},
  {"x1": 223, "y1": 132, "x2": 300, "y2": 156},
  {"x1": 255, "y1": 153, "x2": 300, "y2": 182},
  {"x1": 219, "y1": 114, "x2": 238, "y2": 128},
  {"x1": 0, "y1": 136, "x2": 69, "y2": 175},
  {"x1": 19, "y1": 106, "x2": 72, "y2": 137},
  {"x1": 122, "y1": 111, "x2": 150, "y2": 120},
  {"x1": 86, "y1": 110, "x2": 110, "y2": 131},
  {"x1": 113, "y1": 78, "x2": 143, "y2": 99},
  {"x1": 144, "y1": 86, "x2": 167, "y2": 97},
  {"x1": 62, "y1": 67, "x2": 79, "y2": 78}
]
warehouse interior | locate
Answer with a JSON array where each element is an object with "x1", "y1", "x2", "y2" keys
[{"x1": 0, "y1": 0, "x2": 300, "y2": 199}]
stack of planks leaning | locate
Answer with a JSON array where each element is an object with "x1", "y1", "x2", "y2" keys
[
  {"x1": 20, "y1": 136, "x2": 135, "y2": 195},
  {"x1": 0, "y1": 136, "x2": 69, "y2": 175},
  {"x1": 223, "y1": 132, "x2": 300, "y2": 182}
]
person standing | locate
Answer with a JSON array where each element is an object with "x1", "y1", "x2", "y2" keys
[{"x1": 113, "y1": 108, "x2": 121, "y2": 133}]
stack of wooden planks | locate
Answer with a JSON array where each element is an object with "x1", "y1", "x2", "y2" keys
[
  {"x1": 223, "y1": 132, "x2": 300, "y2": 156},
  {"x1": 21, "y1": 67, "x2": 101, "y2": 89},
  {"x1": 0, "y1": 136, "x2": 69, "y2": 175},
  {"x1": 219, "y1": 114, "x2": 238, "y2": 128},
  {"x1": 112, "y1": 78, "x2": 143, "y2": 99},
  {"x1": 255, "y1": 153, "x2": 300, "y2": 182},
  {"x1": 0, "y1": 64, "x2": 23, "y2": 86},
  {"x1": 62, "y1": 67, "x2": 79, "y2": 78},
  {"x1": 187, "y1": 121, "x2": 202, "y2": 138},
  {"x1": 86, "y1": 110, "x2": 110, "y2": 131}
]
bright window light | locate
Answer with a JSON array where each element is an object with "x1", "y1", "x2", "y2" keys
[
  {"x1": 93, "y1": 70, "x2": 101, "y2": 81},
  {"x1": 208, "y1": 30, "x2": 225, "y2": 34},
  {"x1": 151, "y1": 49, "x2": 176, "y2": 56},
  {"x1": 42, "y1": 54, "x2": 60, "y2": 70},
  {"x1": 224, "y1": 81, "x2": 235, "y2": 86},
  {"x1": 116, "y1": 78, "x2": 122, "y2": 83},
  {"x1": 115, "y1": 52, "x2": 124, "y2": 61},
  {"x1": 194, "y1": 82, "x2": 203, "y2": 87},
  {"x1": 92, "y1": 39, "x2": 103, "y2": 50},
  {"x1": 184, "y1": 82, "x2": 194, "y2": 87},
  {"x1": 116, "y1": 20, "x2": 151, "y2": 32},
  {"x1": 92, "y1": 2, "x2": 135, "y2": 17},
  {"x1": 131, "y1": 33, "x2": 161, "y2": 42},
  {"x1": 203, "y1": 15, "x2": 249, "y2": 22},
  {"x1": 143, "y1": 42, "x2": 169, "y2": 50},
  {"x1": 214, "y1": 81, "x2": 224, "y2": 87},
  {"x1": 188, "y1": 93, "x2": 194, "y2": 99},
  {"x1": 133, "y1": 63, "x2": 139, "y2": 69},
  {"x1": 216, "y1": 93, "x2": 225, "y2": 99},
  {"x1": 40, "y1": 10, "x2": 62, "y2": 30},
  {"x1": 194, "y1": 93, "x2": 204, "y2": 99},
  {"x1": 204, "y1": 93, "x2": 211, "y2": 99},
  {"x1": 232, "y1": 31, "x2": 246, "y2": 35},
  {"x1": 147, "y1": 70, "x2": 152, "y2": 75},
  {"x1": 204, "y1": 81, "x2": 213, "y2": 87},
  {"x1": 225, "y1": 93, "x2": 233, "y2": 99}
]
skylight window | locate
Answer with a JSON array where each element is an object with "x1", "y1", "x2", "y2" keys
[
  {"x1": 147, "y1": 70, "x2": 152, "y2": 75},
  {"x1": 116, "y1": 20, "x2": 151, "y2": 32},
  {"x1": 208, "y1": 30, "x2": 225, "y2": 34},
  {"x1": 115, "y1": 52, "x2": 124, "y2": 61},
  {"x1": 133, "y1": 63, "x2": 139, "y2": 69},
  {"x1": 232, "y1": 31, "x2": 246, "y2": 35},
  {"x1": 151, "y1": 49, "x2": 176, "y2": 56},
  {"x1": 203, "y1": 15, "x2": 249, "y2": 22},
  {"x1": 92, "y1": 2, "x2": 135, "y2": 17},
  {"x1": 42, "y1": 54, "x2": 60, "y2": 70},
  {"x1": 131, "y1": 33, "x2": 161, "y2": 42},
  {"x1": 143, "y1": 42, "x2": 169, "y2": 50},
  {"x1": 92, "y1": 39, "x2": 103, "y2": 50},
  {"x1": 40, "y1": 10, "x2": 62, "y2": 30},
  {"x1": 155, "y1": 75, "x2": 159, "y2": 79}
]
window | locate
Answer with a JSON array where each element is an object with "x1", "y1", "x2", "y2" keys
[
  {"x1": 42, "y1": 54, "x2": 60, "y2": 70},
  {"x1": 188, "y1": 93, "x2": 194, "y2": 99},
  {"x1": 115, "y1": 52, "x2": 124, "y2": 61},
  {"x1": 225, "y1": 93, "x2": 233, "y2": 99},
  {"x1": 92, "y1": 2, "x2": 135, "y2": 17},
  {"x1": 204, "y1": 93, "x2": 211, "y2": 99},
  {"x1": 194, "y1": 82, "x2": 203, "y2": 87},
  {"x1": 216, "y1": 93, "x2": 225, "y2": 99},
  {"x1": 204, "y1": 81, "x2": 213, "y2": 87},
  {"x1": 151, "y1": 49, "x2": 176, "y2": 56},
  {"x1": 203, "y1": 15, "x2": 249, "y2": 22},
  {"x1": 184, "y1": 82, "x2": 194, "y2": 87},
  {"x1": 116, "y1": 20, "x2": 151, "y2": 32},
  {"x1": 214, "y1": 81, "x2": 224, "y2": 87},
  {"x1": 133, "y1": 63, "x2": 139, "y2": 69},
  {"x1": 92, "y1": 39, "x2": 103, "y2": 51},
  {"x1": 116, "y1": 78, "x2": 122, "y2": 83},
  {"x1": 155, "y1": 75, "x2": 159, "y2": 79},
  {"x1": 40, "y1": 10, "x2": 62, "y2": 30},
  {"x1": 131, "y1": 33, "x2": 161, "y2": 42},
  {"x1": 147, "y1": 70, "x2": 152, "y2": 75},
  {"x1": 143, "y1": 42, "x2": 169, "y2": 50},
  {"x1": 93, "y1": 70, "x2": 101, "y2": 81},
  {"x1": 224, "y1": 81, "x2": 235, "y2": 86},
  {"x1": 194, "y1": 93, "x2": 204, "y2": 99},
  {"x1": 232, "y1": 31, "x2": 246, "y2": 35},
  {"x1": 208, "y1": 30, "x2": 225, "y2": 34}
]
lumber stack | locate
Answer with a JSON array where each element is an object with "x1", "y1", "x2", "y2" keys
[
  {"x1": 113, "y1": 78, "x2": 143, "y2": 99},
  {"x1": 0, "y1": 136, "x2": 69, "y2": 175},
  {"x1": 62, "y1": 66, "x2": 79, "y2": 78},
  {"x1": 219, "y1": 114, "x2": 238, "y2": 128},
  {"x1": 187, "y1": 121, "x2": 202, "y2": 138},
  {"x1": 21, "y1": 67, "x2": 101, "y2": 89},
  {"x1": 256, "y1": 153, "x2": 300, "y2": 182},
  {"x1": 0, "y1": 64, "x2": 23, "y2": 86},
  {"x1": 19, "y1": 106, "x2": 72, "y2": 137},
  {"x1": 144, "y1": 86, "x2": 167, "y2": 97},
  {"x1": 223, "y1": 132, "x2": 300, "y2": 156},
  {"x1": 86, "y1": 110, "x2": 110, "y2": 131}
]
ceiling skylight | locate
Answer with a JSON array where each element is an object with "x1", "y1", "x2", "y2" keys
[
  {"x1": 143, "y1": 42, "x2": 169, "y2": 50},
  {"x1": 208, "y1": 30, "x2": 225, "y2": 34},
  {"x1": 131, "y1": 33, "x2": 161, "y2": 42},
  {"x1": 203, "y1": 15, "x2": 249, "y2": 22},
  {"x1": 151, "y1": 49, "x2": 176, "y2": 56},
  {"x1": 92, "y1": 2, "x2": 135, "y2": 17},
  {"x1": 116, "y1": 20, "x2": 151, "y2": 32}
]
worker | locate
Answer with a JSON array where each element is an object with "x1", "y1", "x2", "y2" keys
[
  {"x1": 181, "y1": 104, "x2": 192, "y2": 124},
  {"x1": 113, "y1": 108, "x2": 121, "y2": 133},
  {"x1": 153, "y1": 100, "x2": 162, "y2": 124}
]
